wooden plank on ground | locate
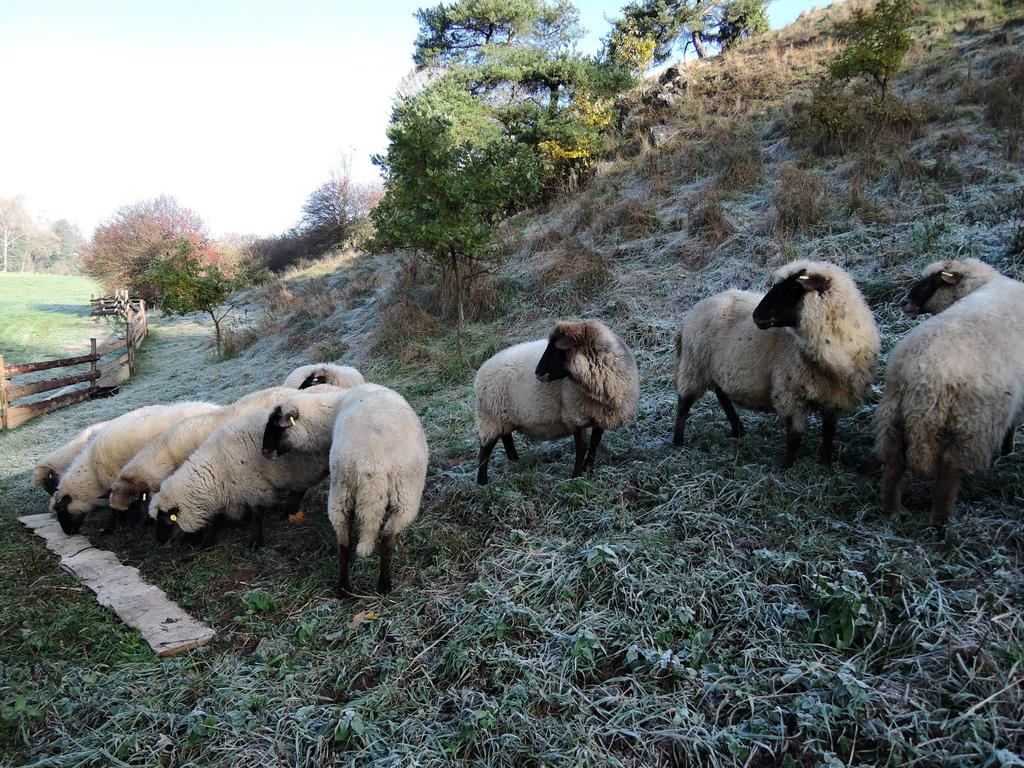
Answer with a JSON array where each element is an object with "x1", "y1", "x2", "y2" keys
[{"x1": 18, "y1": 514, "x2": 215, "y2": 657}]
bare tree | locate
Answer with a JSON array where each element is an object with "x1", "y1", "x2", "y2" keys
[{"x1": 0, "y1": 196, "x2": 29, "y2": 273}]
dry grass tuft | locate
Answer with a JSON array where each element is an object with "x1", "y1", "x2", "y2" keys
[
  {"x1": 773, "y1": 165, "x2": 829, "y2": 233},
  {"x1": 980, "y1": 53, "x2": 1024, "y2": 130},
  {"x1": 688, "y1": 189, "x2": 734, "y2": 244}
]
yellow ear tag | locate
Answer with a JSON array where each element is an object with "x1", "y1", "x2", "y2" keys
[
  {"x1": 798, "y1": 275, "x2": 811, "y2": 281},
  {"x1": 940, "y1": 271, "x2": 954, "y2": 277},
  {"x1": 141, "y1": 492, "x2": 147, "y2": 502},
  {"x1": 169, "y1": 514, "x2": 177, "y2": 523},
  {"x1": 289, "y1": 415, "x2": 296, "y2": 426}
]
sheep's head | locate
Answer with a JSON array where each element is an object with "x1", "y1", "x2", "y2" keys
[
  {"x1": 52, "y1": 493, "x2": 84, "y2": 534},
  {"x1": 154, "y1": 506, "x2": 180, "y2": 544},
  {"x1": 900, "y1": 260, "x2": 998, "y2": 317},
  {"x1": 299, "y1": 372, "x2": 328, "y2": 389},
  {"x1": 109, "y1": 476, "x2": 149, "y2": 513},
  {"x1": 262, "y1": 404, "x2": 301, "y2": 457},
  {"x1": 753, "y1": 268, "x2": 830, "y2": 330},
  {"x1": 536, "y1": 321, "x2": 597, "y2": 382},
  {"x1": 34, "y1": 466, "x2": 60, "y2": 495}
]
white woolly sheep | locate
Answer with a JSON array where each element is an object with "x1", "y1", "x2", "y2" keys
[
  {"x1": 108, "y1": 386, "x2": 302, "y2": 521},
  {"x1": 875, "y1": 263, "x2": 1024, "y2": 536},
  {"x1": 34, "y1": 420, "x2": 111, "y2": 495},
  {"x1": 281, "y1": 363, "x2": 364, "y2": 390},
  {"x1": 261, "y1": 383, "x2": 428, "y2": 596},
  {"x1": 151, "y1": 387, "x2": 343, "y2": 548},
  {"x1": 50, "y1": 402, "x2": 219, "y2": 534},
  {"x1": 474, "y1": 319, "x2": 640, "y2": 485},
  {"x1": 673, "y1": 259, "x2": 880, "y2": 468}
]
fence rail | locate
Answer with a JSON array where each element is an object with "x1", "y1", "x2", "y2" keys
[{"x1": 1, "y1": 296, "x2": 148, "y2": 431}]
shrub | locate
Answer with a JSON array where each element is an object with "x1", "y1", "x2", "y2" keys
[
  {"x1": 790, "y1": 84, "x2": 922, "y2": 155},
  {"x1": 980, "y1": 54, "x2": 1024, "y2": 130},
  {"x1": 828, "y1": 0, "x2": 914, "y2": 98},
  {"x1": 688, "y1": 189, "x2": 733, "y2": 244}
]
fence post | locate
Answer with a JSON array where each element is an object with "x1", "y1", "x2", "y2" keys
[
  {"x1": 126, "y1": 309, "x2": 135, "y2": 378},
  {"x1": 89, "y1": 339, "x2": 98, "y2": 396},
  {"x1": 0, "y1": 355, "x2": 8, "y2": 431}
]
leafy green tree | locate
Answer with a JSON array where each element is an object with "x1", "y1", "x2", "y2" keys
[
  {"x1": 146, "y1": 239, "x2": 245, "y2": 357},
  {"x1": 371, "y1": 82, "x2": 538, "y2": 353},
  {"x1": 828, "y1": 0, "x2": 913, "y2": 98},
  {"x1": 606, "y1": 0, "x2": 770, "y2": 63}
]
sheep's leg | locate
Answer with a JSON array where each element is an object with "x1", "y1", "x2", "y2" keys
[
  {"x1": 819, "y1": 412, "x2": 838, "y2": 468},
  {"x1": 572, "y1": 428, "x2": 588, "y2": 477},
  {"x1": 881, "y1": 431, "x2": 905, "y2": 516},
  {"x1": 250, "y1": 507, "x2": 265, "y2": 550},
  {"x1": 101, "y1": 509, "x2": 119, "y2": 535},
  {"x1": 672, "y1": 394, "x2": 697, "y2": 446},
  {"x1": 282, "y1": 490, "x2": 305, "y2": 516},
  {"x1": 930, "y1": 455, "x2": 961, "y2": 539},
  {"x1": 501, "y1": 434, "x2": 520, "y2": 461},
  {"x1": 782, "y1": 417, "x2": 803, "y2": 469},
  {"x1": 1002, "y1": 427, "x2": 1016, "y2": 457},
  {"x1": 377, "y1": 533, "x2": 397, "y2": 594},
  {"x1": 714, "y1": 387, "x2": 744, "y2": 438},
  {"x1": 477, "y1": 437, "x2": 499, "y2": 486},
  {"x1": 583, "y1": 426, "x2": 604, "y2": 472},
  {"x1": 336, "y1": 507, "x2": 357, "y2": 598},
  {"x1": 200, "y1": 516, "x2": 224, "y2": 549}
]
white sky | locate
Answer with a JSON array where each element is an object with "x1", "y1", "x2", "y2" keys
[{"x1": 0, "y1": 0, "x2": 823, "y2": 238}]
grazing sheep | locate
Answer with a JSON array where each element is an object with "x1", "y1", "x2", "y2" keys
[
  {"x1": 34, "y1": 420, "x2": 112, "y2": 495},
  {"x1": 474, "y1": 319, "x2": 640, "y2": 484},
  {"x1": 673, "y1": 260, "x2": 879, "y2": 468},
  {"x1": 876, "y1": 267, "x2": 1024, "y2": 536},
  {"x1": 151, "y1": 388, "x2": 343, "y2": 548},
  {"x1": 262, "y1": 383, "x2": 428, "y2": 596},
  {"x1": 281, "y1": 363, "x2": 364, "y2": 390},
  {"x1": 50, "y1": 402, "x2": 219, "y2": 535},
  {"x1": 108, "y1": 387, "x2": 301, "y2": 522}
]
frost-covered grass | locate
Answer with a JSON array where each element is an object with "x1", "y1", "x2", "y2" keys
[
  {"x1": 3, "y1": 2, "x2": 1024, "y2": 765},
  {"x1": 0, "y1": 274, "x2": 105, "y2": 362}
]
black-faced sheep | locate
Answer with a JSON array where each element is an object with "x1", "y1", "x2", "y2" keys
[
  {"x1": 281, "y1": 363, "x2": 364, "y2": 390},
  {"x1": 876, "y1": 263, "x2": 1024, "y2": 536},
  {"x1": 34, "y1": 420, "x2": 112, "y2": 495},
  {"x1": 474, "y1": 319, "x2": 640, "y2": 485},
  {"x1": 50, "y1": 402, "x2": 219, "y2": 534},
  {"x1": 108, "y1": 387, "x2": 300, "y2": 525},
  {"x1": 261, "y1": 383, "x2": 428, "y2": 597},
  {"x1": 151, "y1": 388, "x2": 342, "y2": 548},
  {"x1": 900, "y1": 258, "x2": 1002, "y2": 318},
  {"x1": 673, "y1": 260, "x2": 880, "y2": 468}
]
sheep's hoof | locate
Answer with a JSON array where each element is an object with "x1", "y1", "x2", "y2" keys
[
  {"x1": 476, "y1": 474, "x2": 489, "y2": 486},
  {"x1": 671, "y1": 434, "x2": 684, "y2": 447},
  {"x1": 335, "y1": 581, "x2": 355, "y2": 599},
  {"x1": 377, "y1": 578, "x2": 392, "y2": 595}
]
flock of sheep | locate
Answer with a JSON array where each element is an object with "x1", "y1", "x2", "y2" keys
[{"x1": 31, "y1": 256, "x2": 1022, "y2": 598}]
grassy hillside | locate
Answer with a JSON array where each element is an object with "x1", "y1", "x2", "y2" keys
[
  {"x1": 0, "y1": 273, "x2": 105, "y2": 363},
  {"x1": 3, "y1": 1, "x2": 1024, "y2": 765}
]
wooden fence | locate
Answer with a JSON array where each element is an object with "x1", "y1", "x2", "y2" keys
[
  {"x1": 90, "y1": 289, "x2": 143, "y2": 318},
  {"x1": 0, "y1": 298, "x2": 148, "y2": 431}
]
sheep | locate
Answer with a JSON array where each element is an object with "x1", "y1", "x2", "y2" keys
[
  {"x1": 50, "y1": 402, "x2": 219, "y2": 535},
  {"x1": 108, "y1": 387, "x2": 302, "y2": 524},
  {"x1": 151, "y1": 387, "x2": 343, "y2": 549},
  {"x1": 261, "y1": 383, "x2": 428, "y2": 596},
  {"x1": 474, "y1": 319, "x2": 640, "y2": 485},
  {"x1": 34, "y1": 420, "x2": 112, "y2": 495},
  {"x1": 876, "y1": 266, "x2": 1024, "y2": 536},
  {"x1": 673, "y1": 260, "x2": 880, "y2": 468},
  {"x1": 281, "y1": 363, "x2": 364, "y2": 390},
  {"x1": 899, "y1": 258, "x2": 1021, "y2": 457}
]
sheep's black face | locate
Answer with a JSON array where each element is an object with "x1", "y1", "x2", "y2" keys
[
  {"x1": 155, "y1": 507, "x2": 180, "y2": 544},
  {"x1": 536, "y1": 336, "x2": 571, "y2": 382},
  {"x1": 262, "y1": 406, "x2": 293, "y2": 457},
  {"x1": 753, "y1": 271, "x2": 829, "y2": 330},
  {"x1": 901, "y1": 269, "x2": 961, "y2": 317},
  {"x1": 43, "y1": 470, "x2": 59, "y2": 495},
  {"x1": 299, "y1": 373, "x2": 326, "y2": 389},
  {"x1": 54, "y1": 495, "x2": 84, "y2": 535}
]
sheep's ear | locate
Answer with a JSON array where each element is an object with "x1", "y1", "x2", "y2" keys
[
  {"x1": 939, "y1": 270, "x2": 962, "y2": 285},
  {"x1": 98, "y1": 490, "x2": 111, "y2": 499},
  {"x1": 554, "y1": 329, "x2": 581, "y2": 351},
  {"x1": 797, "y1": 273, "x2": 830, "y2": 293}
]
